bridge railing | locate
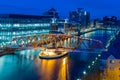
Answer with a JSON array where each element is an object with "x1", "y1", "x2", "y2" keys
[{"x1": 3, "y1": 34, "x2": 106, "y2": 54}]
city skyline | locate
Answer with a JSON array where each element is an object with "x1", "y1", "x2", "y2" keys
[
  {"x1": 0, "y1": 0, "x2": 120, "y2": 19},
  {"x1": 0, "y1": 1, "x2": 120, "y2": 80}
]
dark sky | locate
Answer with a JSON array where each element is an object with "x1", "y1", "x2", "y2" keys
[{"x1": 0, "y1": 0, "x2": 120, "y2": 19}]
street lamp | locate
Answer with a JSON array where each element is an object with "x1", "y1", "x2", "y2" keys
[
  {"x1": 88, "y1": 65, "x2": 91, "y2": 69},
  {"x1": 83, "y1": 71, "x2": 86, "y2": 75},
  {"x1": 98, "y1": 54, "x2": 101, "y2": 57}
]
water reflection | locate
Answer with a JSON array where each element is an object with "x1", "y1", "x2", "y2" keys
[
  {"x1": 0, "y1": 30, "x2": 117, "y2": 80},
  {"x1": 36, "y1": 57, "x2": 68, "y2": 80},
  {"x1": 81, "y1": 30, "x2": 115, "y2": 46}
]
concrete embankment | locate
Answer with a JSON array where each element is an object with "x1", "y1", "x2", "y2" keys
[
  {"x1": 0, "y1": 51, "x2": 15, "y2": 56},
  {"x1": 0, "y1": 48, "x2": 18, "y2": 56}
]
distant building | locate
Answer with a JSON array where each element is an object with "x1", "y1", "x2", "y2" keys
[
  {"x1": 43, "y1": 8, "x2": 59, "y2": 19},
  {"x1": 93, "y1": 18, "x2": 103, "y2": 28},
  {"x1": 103, "y1": 16, "x2": 118, "y2": 27},
  {"x1": 117, "y1": 20, "x2": 120, "y2": 27},
  {"x1": 69, "y1": 8, "x2": 90, "y2": 28}
]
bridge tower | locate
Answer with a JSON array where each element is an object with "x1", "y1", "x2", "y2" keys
[{"x1": 50, "y1": 18, "x2": 58, "y2": 33}]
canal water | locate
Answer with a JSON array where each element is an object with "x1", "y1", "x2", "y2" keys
[{"x1": 0, "y1": 30, "x2": 116, "y2": 80}]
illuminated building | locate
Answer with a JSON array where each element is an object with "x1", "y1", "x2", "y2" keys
[
  {"x1": 0, "y1": 14, "x2": 52, "y2": 47},
  {"x1": 103, "y1": 16, "x2": 118, "y2": 27},
  {"x1": 0, "y1": 9, "x2": 67, "y2": 48},
  {"x1": 69, "y1": 8, "x2": 90, "y2": 28},
  {"x1": 93, "y1": 18, "x2": 103, "y2": 28},
  {"x1": 101, "y1": 53, "x2": 120, "y2": 80},
  {"x1": 106, "y1": 55, "x2": 120, "y2": 80}
]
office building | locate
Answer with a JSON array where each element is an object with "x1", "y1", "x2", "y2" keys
[
  {"x1": 0, "y1": 13, "x2": 53, "y2": 47},
  {"x1": 69, "y1": 8, "x2": 90, "y2": 28},
  {"x1": 103, "y1": 16, "x2": 118, "y2": 27}
]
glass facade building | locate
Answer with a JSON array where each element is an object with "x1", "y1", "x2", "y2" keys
[
  {"x1": 69, "y1": 8, "x2": 90, "y2": 28},
  {"x1": 0, "y1": 14, "x2": 52, "y2": 48}
]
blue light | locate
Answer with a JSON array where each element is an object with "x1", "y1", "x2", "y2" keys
[{"x1": 84, "y1": 11, "x2": 87, "y2": 15}]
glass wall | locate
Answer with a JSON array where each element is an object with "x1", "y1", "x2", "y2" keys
[{"x1": 0, "y1": 18, "x2": 50, "y2": 48}]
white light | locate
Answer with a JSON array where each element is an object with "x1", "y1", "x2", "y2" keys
[
  {"x1": 83, "y1": 71, "x2": 86, "y2": 75},
  {"x1": 92, "y1": 61, "x2": 95, "y2": 64},
  {"x1": 6, "y1": 24, "x2": 11, "y2": 27},
  {"x1": 65, "y1": 18, "x2": 68, "y2": 23},
  {"x1": 34, "y1": 24, "x2": 40, "y2": 26},
  {"x1": 13, "y1": 32, "x2": 16, "y2": 35},
  {"x1": 88, "y1": 65, "x2": 90, "y2": 68},
  {"x1": 0, "y1": 24, "x2": 2, "y2": 27},
  {"x1": 98, "y1": 54, "x2": 101, "y2": 57},
  {"x1": 14, "y1": 24, "x2": 20, "y2": 27},
  {"x1": 52, "y1": 18, "x2": 56, "y2": 23}
]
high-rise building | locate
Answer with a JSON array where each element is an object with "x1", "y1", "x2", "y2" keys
[{"x1": 69, "y1": 8, "x2": 90, "y2": 28}]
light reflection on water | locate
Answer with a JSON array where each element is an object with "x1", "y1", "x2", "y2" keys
[{"x1": 0, "y1": 30, "x2": 116, "y2": 80}]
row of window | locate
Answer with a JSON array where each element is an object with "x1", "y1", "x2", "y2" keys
[
  {"x1": 0, "y1": 23, "x2": 50, "y2": 27},
  {"x1": 110, "y1": 60, "x2": 120, "y2": 64},
  {"x1": 109, "y1": 66, "x2": 120, "y2": 70}
]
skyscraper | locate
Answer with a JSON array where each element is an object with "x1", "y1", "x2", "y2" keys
[{"x1": 69, "y1": 8, "x2": 90, "y2": 28}]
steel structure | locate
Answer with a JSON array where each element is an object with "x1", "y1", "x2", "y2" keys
[{"x1": 5, "y1": 34, "x2": 106, "y2": 53}]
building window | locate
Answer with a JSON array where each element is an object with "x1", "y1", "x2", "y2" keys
[
  {"x1": 110, "y1": 60, "x2": 114, "y2": 64},
  {"x1": 110, "y1": 67, "x2": 114, "y2": 70}
]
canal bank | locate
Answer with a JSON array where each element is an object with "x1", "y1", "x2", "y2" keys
[
  {"x1": 99, "y1": 31, "x2": 120, "y2": 80},
  {"x1": 0, "y1": 29, "x2": 119, "y2": 80}
]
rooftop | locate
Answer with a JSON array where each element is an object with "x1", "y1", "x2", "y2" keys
[{"x1": 0, "y1": 14, "x2": 53, "y2": 19}]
